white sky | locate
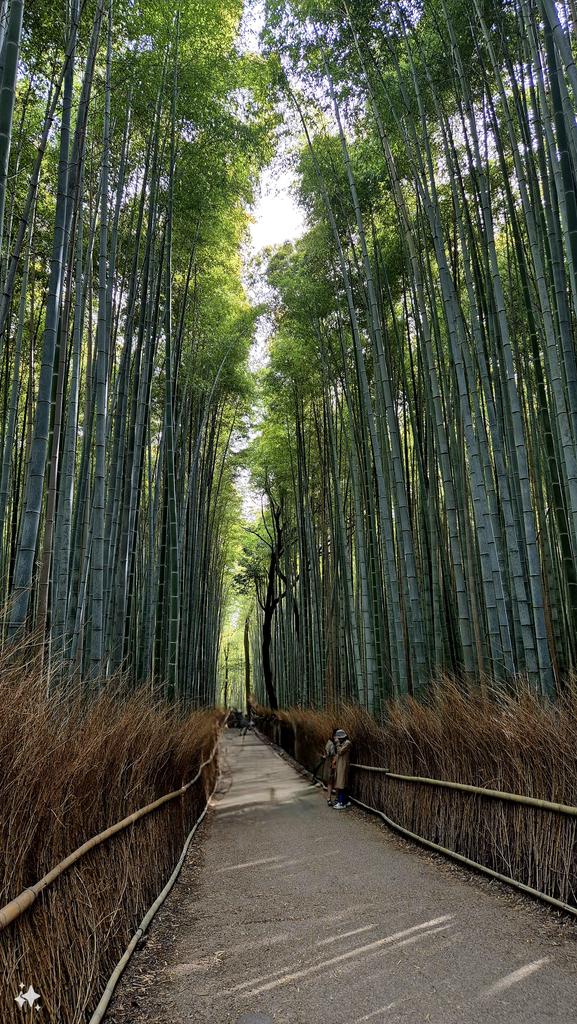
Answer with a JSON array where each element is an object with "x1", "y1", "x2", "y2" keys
[{"x1": 249, "y1": 163, "x2": 306, "y2": 252}]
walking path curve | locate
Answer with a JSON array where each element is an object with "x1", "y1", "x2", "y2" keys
[{"x1": 109, "y1": 732, "x2": 577, "y2": 1024}]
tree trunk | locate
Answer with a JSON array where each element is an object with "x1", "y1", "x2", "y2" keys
[{"x1": 244, "y1": 614, "x2": 251, "y2": 712}]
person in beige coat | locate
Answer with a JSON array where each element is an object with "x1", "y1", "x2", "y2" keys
[
  {"x1": 323, "y1": 730, "x2": 337, "y2": 806},
  {"x1": 333, "y1": 729, "x2": 352, "y2": 808}
]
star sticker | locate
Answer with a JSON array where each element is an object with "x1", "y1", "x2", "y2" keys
[{"x1": 15, "y1": 985, "x2": 40, "y2": 1009}]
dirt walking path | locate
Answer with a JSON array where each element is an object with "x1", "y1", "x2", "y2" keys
[{"x1": 108, "y1": 732, "x2": 577, "y2": 1024}]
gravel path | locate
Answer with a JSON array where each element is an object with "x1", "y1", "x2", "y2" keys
[{"x1": 108, "y1": 731, "x2": 577, "y2": 1024}]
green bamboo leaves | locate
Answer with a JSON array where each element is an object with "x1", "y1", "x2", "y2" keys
[
  {"x1": 0, "y1": 0, "x2": 270, "y2": 702},
  {"x1": 248, "y1": 0, "x2": 577, "y2": 708}
]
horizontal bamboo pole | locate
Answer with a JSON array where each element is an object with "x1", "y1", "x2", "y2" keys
[
  {"x1": 256, "y1": 732, "x2": 577, "y2": 918},
  {"x1": 88, "y1": 765, "x2": 220, "y2": 1024},
  {"x1": 0, "y1": 736, "x2": 220, "y2": 932},
  {"x1": 349, "y1": 793, "x2": 577, "y2": 918},
  {"x1": 349, "y1": 764, "x2": 577, "y2": 816}
]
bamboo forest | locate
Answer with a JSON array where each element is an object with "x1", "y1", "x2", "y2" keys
[
  {"x1": 0, "y1": 0, "x2": 576, "y2": 710},
  {"x1": 5, "y1": 1, "x2": 577, "y2": 1022}
]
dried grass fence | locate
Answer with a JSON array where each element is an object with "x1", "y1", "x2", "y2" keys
[
  {"x1": 256, "y1": 679, "x2": 577, "y2": 911},
  {"x1": 0, "y1": 656, "x2": 221, "y2": 1024}
]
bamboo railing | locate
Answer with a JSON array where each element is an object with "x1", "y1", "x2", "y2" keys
[
  {"x1": 87, "y1": 758, "x2": 221, "y2": 1024},
  {"x1": 349, "y1": 763, "x2": 577, "y2": 816},
  {"x1": 0, "y1": 736, "x2": 220, "y2": 932},
  {"x1": 255, "y1": 730, "x2": 577, "y2": 918}
]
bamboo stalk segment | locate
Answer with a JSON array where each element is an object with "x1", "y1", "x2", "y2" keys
[{"x1": 350, "y1": 763, "x2": 577, "y2": 816}]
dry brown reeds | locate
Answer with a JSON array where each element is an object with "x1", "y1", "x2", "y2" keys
[
  {"x1": 0, "y1": 653, "x2": 220, "y2": 1023},
  {"x1": 256, "y1": 678, "x2": 577, "y2": 910}
]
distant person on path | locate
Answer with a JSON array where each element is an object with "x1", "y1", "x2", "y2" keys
[
  {"x1": 333, "y1": 729, "x2": 352, "y2": 808},
  {"x1": 240, "y1": 709, "x2": 253, "y2": 737},
  {"x1": 323, "y1": 729, "x2": 338, "y2": 806}
]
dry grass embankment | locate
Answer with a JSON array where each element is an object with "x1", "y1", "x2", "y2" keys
[
  {"x1": 256, "y1": 680, "x2": 577, "y2": 909},
  {"x1": 0, "y1": 655, "x2": 221, "y2": 1024}
]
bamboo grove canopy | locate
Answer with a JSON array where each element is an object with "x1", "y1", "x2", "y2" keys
[
  {"x1": 5, "y1": 0, "x2": 577, "y2": 711},
  {"x1": 239, "y1": 0, "x2": 577, "y2": 711},
  {"x1": 0, "y1": 0, "x2": 273, "y2": 701}
]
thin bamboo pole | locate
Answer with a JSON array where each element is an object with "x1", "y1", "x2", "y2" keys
[
  {"x1": 87, "y1": 764, "x2": 221, "y2": 1024},
  {"x1": 349, "y1": 764, "x2": 577, "y2": 816},
  {"x1": 258, "y1": 732, "x2": 577, "y2": 917},
  {"x1": 0, "y1": 734, "x2": 220, "y2": 931}
]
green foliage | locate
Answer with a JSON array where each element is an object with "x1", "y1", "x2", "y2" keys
[{"x1": 0, "y1": 0, "x2": 276, "y2": 703}]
